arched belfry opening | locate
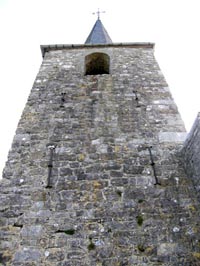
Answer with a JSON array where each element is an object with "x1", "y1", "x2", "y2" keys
[{"x1": 85, "y1": 52, "x2": 110, "y2": 75}]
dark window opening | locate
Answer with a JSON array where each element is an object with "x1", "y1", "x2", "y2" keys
[{"x1": 85, "y1": 52, "x2": 110, "y2": 75}]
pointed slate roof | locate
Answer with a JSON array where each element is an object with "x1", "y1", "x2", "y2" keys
[{"x1": 85, "y1": 19, "x2": 112, "y2": 44}]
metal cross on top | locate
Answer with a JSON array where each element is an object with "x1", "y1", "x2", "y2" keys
[{"x1": 92, "y1": 8, "x2": 105, "y2": 20}]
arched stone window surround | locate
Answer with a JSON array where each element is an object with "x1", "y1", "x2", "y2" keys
[{"x1": 85, "y1": 52, "x2": 110, "y2": 75}]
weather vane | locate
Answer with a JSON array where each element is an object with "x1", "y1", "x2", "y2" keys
[{"x1": 92, "y1": 8, "x2": 105, "y2": 20}]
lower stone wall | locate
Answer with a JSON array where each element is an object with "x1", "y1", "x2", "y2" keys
[{"x1": 183, "y1": 113, "x2": 200, "y2": 200}]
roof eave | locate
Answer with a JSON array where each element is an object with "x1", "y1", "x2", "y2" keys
[{"x1": 40, "y1": 42, "x2": 155, "y2": 58}]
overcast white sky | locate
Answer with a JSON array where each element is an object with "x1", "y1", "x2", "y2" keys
[{"x1": 0, "y1": 0, "x2": 200, "y2": 177}]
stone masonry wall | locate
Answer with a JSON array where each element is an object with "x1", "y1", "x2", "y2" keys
[
  {"x1": 182, "y1": 113, "x2": 200, "y2": 201},
  {"x1": 0, "y1": 45, "x2": 200, "y2": 265}
]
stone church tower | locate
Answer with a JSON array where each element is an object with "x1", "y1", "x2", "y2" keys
[{"x1": 1, "y1": 17, "x2": 200, "y2": 265}]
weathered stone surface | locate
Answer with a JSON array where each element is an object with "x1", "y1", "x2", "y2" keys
[
  {"x1": 157, "y1": 243, "x2": 178, "y2": 256},
  {"x1": 183, "y1": 113, "x2": 200, "y2": 201},
  {"x1": 159, "y1": 132, "x2": 187, "y2": 143},
  {"x1": 0, "y1": 43, "x2": 200, "y2": 265},
  {"x1": 14, "y1": 248, "x2": 42, "y2": 262}
]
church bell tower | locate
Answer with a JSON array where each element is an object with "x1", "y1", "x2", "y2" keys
[{"x1": 1, "y1": 16, "x2": 200, "y2": 265}]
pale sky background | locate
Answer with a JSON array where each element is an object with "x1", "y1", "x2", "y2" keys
[{"x1": 0, "y1": 0, "x2": 200, "y2": 177}]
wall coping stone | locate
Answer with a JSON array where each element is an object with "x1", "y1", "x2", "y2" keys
[{"x1": 40, "y1": 42, "x2": 155, "y2": 57}]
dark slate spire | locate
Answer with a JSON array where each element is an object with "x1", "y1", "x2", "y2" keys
[{"x1": 85, "y1": 19, "x2": 112, "y2": 44}]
